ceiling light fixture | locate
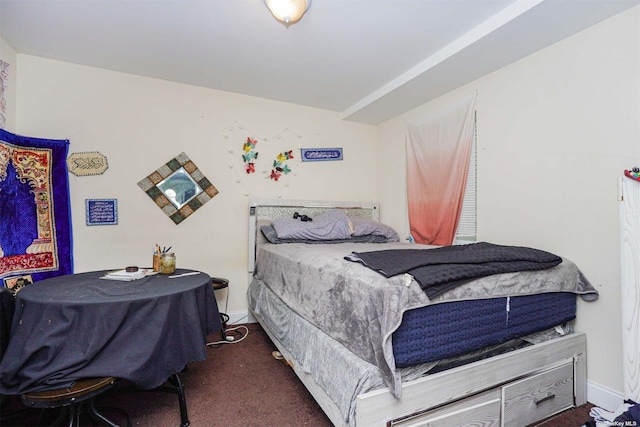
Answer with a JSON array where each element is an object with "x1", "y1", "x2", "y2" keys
[{"x1": 265, "y1": 0, "x2": 311, "y2": 27}]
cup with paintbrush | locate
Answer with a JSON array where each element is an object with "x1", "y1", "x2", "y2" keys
[{"x1": 153, "y1": 244, "x2": 162, "y2": 272}]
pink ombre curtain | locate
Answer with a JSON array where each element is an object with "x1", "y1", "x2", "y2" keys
[{"x1": 406, "y1": 93, "x2": 476, "y2": 246}]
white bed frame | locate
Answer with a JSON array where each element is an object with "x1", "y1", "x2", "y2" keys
[{"x1": 248, "y1": 199, "x2": 587, "y2": 427}]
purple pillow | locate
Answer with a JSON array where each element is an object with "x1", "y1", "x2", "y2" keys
[
  {"x1": 349, "y1": 217, "x2": 400, "y2": 242},
  {"x1": 271, "y1": 210, "x2": 352, "y2": 240}
]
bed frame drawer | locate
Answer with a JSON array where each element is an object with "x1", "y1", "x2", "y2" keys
[
  {"x1": 390, "y1": 389, "x2": 501, "y2": 427},
  {"x1": 501, "y1": 362, "x2": 574, "y2": 427}
]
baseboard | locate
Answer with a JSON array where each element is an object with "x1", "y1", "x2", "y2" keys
[
  {"x1": 226, "y1": 309, "x2": 255, "y2": 325},
  {"x1": 587, "y1": 380, "x2": 624, "y2": 411}
]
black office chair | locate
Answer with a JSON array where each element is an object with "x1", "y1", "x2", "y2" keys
[
  {"x1": 0, "y1": 286, "x2": 131, "y2": 427},
  {"x1": 0, "y1": 287, "x2": 14, "y2": 361},
  {"x1": 0, "y1": 287, "x2": 15, "y2": 414}
]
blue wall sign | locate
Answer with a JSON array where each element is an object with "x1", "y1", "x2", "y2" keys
[
  {"x1": 300, "y1": 148, "x2": 343, "y2": 162},
  {"x1": 86, "y1": 199, "x2": 118, "y2": 226}
]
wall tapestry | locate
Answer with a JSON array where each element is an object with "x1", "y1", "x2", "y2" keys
[{"x1": 0, "y1": 129, "x2": 73, "y2": 282}]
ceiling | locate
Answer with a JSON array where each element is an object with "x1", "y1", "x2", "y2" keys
[{"x1": 1, "y1": 0, "x2": 638, "y2": 125}]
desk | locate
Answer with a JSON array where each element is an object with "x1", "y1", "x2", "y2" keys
[{"x1": 0, "y1": 269, "x2": 221, "y2": 395}]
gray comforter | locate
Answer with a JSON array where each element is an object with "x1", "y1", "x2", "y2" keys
[{"x1": 253, "y1": 241, "x2": 598, "y2": 398}]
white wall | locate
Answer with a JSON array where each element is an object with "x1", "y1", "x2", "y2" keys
[
  {"x1": 0, "y1": 35, "x2": 17, "y2": 132},
  {"x1": 14, "y1": 56, "x2": 377, "y2": 317},
  {"x1": 378, "y1": 6, "x2": 640, "y2": 401}
]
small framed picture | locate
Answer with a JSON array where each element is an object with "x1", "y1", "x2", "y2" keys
[
  {"x1": 300, "y1": 148, "x2": 343, "y2": 162},
  {"x1": 4, "y1": 275, "x2": 33, "y2": 295},
  {"x1": 86, "y1": 199, "x2": 118, "y2": 226}
]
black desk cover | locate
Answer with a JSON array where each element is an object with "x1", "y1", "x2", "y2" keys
[{"x1": 0, "y1": 269, "x2": 221, "y2": 394}]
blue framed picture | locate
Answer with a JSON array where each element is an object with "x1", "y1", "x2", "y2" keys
[
  {"x1": 85, "y1": 199, "x2": 118, "y2": 226},
  {"x1": 300, "y1": 148, "x2": 343, "y2": 162}
]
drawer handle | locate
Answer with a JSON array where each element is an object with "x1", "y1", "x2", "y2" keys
[{"x1": 535, "y1": 393, "x2": 556, "y2": 405}]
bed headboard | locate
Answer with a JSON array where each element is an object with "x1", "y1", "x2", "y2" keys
[{"x1": 248, "y1": 198, "x2": 379, "y2": 275}]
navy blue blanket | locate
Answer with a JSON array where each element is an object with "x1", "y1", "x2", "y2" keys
[{"x1": 345, "y1": 242, "x2": 563, "y2": 298}]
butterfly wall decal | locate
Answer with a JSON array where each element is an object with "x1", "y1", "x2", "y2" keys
[
  {"x1": 270, "y1": 150, "x2": 294, "y2": 181},
  {"x1": 242, "y1": 137, "x2": 259, "y2": 174}
]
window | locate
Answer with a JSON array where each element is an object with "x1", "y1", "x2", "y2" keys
[{"x1": 455, "y1": 113, "x2": 477, "y2": 244}]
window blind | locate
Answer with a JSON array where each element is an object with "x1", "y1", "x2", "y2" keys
[{"x1": 455, "y1": 113, "x2": 477, "y2": 243}]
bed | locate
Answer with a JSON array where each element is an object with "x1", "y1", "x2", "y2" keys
[{"x1": 246, "y1": 199, "x2": 598, "y2": 427}]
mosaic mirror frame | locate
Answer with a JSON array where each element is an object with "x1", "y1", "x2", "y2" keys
[{"x1": 137, "y1": 152, "x2": 218, "y2": 224}]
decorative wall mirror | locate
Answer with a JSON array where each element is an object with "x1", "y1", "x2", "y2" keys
[
  {"x1": 137, "y1": 152, "x2": 218, "y2": 224},
  {"x1": 157, "y1": 167, "x2": 203, "y2": 209}
]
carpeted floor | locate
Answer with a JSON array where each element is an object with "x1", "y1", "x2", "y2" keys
[{"x1": 1, "y1": 323, "x2": 595, "y2": 426}]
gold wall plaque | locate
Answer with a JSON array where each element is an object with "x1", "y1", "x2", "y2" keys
[{"x1": 67, "y1": 151, "x2": 109, "y2": 176}]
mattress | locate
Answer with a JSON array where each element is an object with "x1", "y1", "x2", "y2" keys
[
  {"x1": 254, "y1": 241, "x2": 596, "y2": 397},
  {"x1": 393, "y1": 292, "x2": 576, "y2": 367}
]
